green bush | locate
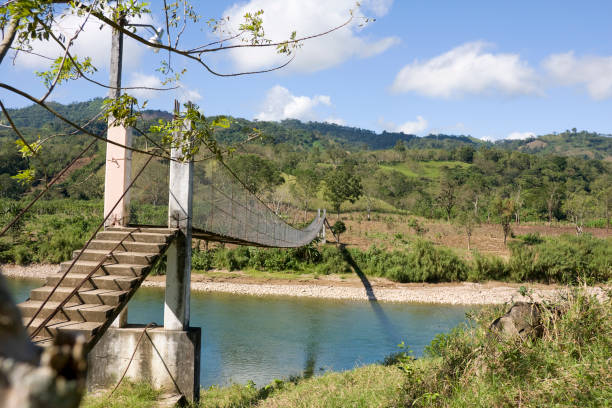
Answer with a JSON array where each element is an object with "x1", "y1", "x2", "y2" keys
[
  {"x1": 192, "y1": 249, "x2": 214, "y2": 271},
  {"x1": 535, "y1": 234, "x2": 611, "y2": 284},
  {"x1": 508, "y1": 234, "x2": 612, "y2": 284},
  {"x1": 468, "y1": 251, "x2": 507, "y2": 281},
  {"x1": 315, "y1": 246, "x2": 350, "y2": 275}
]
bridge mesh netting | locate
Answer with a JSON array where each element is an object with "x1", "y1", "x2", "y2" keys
[{"x1": 128, "y1": 152, "x2": 324, "y2": 248}]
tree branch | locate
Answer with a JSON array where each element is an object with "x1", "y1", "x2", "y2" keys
[
  {"x1": 0, "y1": 17, "x2": 19, "y2": 65},
  {"x1": 0, "y1": 99, "x2": 38, "y2": 156},
  {"x1": 0, "y1": 82, "x2": 172, "y2": 160}
]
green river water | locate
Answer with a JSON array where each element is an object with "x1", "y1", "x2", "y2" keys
[{"x1": 7, "y1": 278, "x2": 470, "y2": 388}]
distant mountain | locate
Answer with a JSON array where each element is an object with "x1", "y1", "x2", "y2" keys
[{"x1": 1, "y1": 99, "x2": 610, "y2": 160}]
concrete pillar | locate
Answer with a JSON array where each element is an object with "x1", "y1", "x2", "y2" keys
[
  {"x1": 165, "y1": 101, "x2": 193, "y2": 330},
  {"x1": 103, "y1": 126, "x2": 133, "y2": 227},
  {"x1": 105, "y1": 22, "x2": 130, "y2": 327},
  {"x1": 322, "y1": 209, "x2": 326, "y2": 242},
  {"x1": 88, "y1": 326, "x2": 201, "y2": 401}
]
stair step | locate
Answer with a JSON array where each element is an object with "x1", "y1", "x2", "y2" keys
[
  {"x1": 72, "y1": 249, "x2": 157, "y2": 265},
  {"x1": 17, "y1": 226, "x2": 174, "y2": 351},
  {"x1": 30, "y1": 286, "x2": 129, "y2": 306},
  {"x1": 31, "y1": 336, "x2": 54, "y2": 347},
  {"x1": 87, "y1": 239, "x2": 165, "y2": 253},
  {"x1": 24, "y1": 317, "x2": 104, "y2": 339},
  {"x1": 46, "y1": 273, "x2": 140, "y2": 290},
  {"x1": 96, "y1": 231, "x2": 173, "y2": 243},
  {"x1": 59, "y1": 260, "x2": 149, "y2": 277},
  {"x1": 19, "y1": 300, "x2": 115, "y2": 322},
  {"x1": 109, "y1": 226, "x2": 178, "y2": 235}
]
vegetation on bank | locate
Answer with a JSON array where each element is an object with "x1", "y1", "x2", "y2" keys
[
  {"x1": 84, "y1": 288, "x2": 612, "y2": 407},
  {"x1": 192, "y1": 233, "x2": 611, "y2": 284},
  {"x1": 1, "y1": 196, "x2": 609, "y2": 286}
]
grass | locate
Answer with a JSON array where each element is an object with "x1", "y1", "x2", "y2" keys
[
  {"x1": 380, "y1": 160, "x2": 471, "y2": 180},
  {"x1": 80, "y1": 380, "x2": 160, "y2": 408},
  {"x1": 84, "y1": 288, "x2": 612, "y2": 407}
]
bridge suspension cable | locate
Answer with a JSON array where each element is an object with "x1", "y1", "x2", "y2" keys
[{"x1": 129, "y1": 153, "x2": 325, "y2": 248}]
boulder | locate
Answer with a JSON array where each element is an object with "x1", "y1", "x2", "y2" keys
[{"x1": 490, "y1": 302, "x2": 544, "y2": 339}]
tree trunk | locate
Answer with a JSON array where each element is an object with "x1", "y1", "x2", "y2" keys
[{"x1": 0, "y1": 17, "x2": 19, "y2": 65}]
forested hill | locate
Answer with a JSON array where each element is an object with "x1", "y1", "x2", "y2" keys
[{"x1": 1, "y1": 98, "x2": 611, "y2": 159}]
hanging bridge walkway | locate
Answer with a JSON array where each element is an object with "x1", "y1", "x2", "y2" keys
[{"x1": 17, "y1": 150, "x2": 327, "y2": 350}]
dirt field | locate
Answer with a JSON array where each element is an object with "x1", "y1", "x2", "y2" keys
[{"x1": 330, "y1": 212, "x2": 611, "y2": 258}]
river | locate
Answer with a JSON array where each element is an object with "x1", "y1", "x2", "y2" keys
[{"x1": 7, "y1": 278, "x2": 470, "y2": 388}]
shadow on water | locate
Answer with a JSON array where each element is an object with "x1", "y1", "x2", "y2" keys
[
  {"x1": 339, "y1": 245, "x2": 402, "y2": 344},
  {"x1": 302, "y1": 315, "x2": 321, "y2": 379}
]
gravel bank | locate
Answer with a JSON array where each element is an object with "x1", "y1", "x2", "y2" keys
[
  {"x1": 2, "y1": 263, "x2": 608, "y2": 305},
  {"x1": 142, "y1": 280, "x2": 608, "y2": 305}
]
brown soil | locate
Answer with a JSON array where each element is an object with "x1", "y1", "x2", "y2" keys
[{"x1": 331, "y1": 212, "x2": 611, "y2": 258}]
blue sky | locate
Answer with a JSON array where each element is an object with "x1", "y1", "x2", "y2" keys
[{"x1": 2, "y1": 0, "x2": 612, "y2": 140}]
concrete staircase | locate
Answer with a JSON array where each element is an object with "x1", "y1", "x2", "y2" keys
[{"x1": 18, "y1": 227, "x2": 177, "y2": 350}]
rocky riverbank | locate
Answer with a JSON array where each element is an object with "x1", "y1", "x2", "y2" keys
[{"x1": 1, "y1": 263, "x2": 608, "y2": 305}]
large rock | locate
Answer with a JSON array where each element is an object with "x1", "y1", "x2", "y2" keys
[{"x1": 490, "y1": 302, "x2": 544, "y2": 339}]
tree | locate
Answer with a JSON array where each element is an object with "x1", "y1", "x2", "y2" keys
[
  {"x1": 292, "y1": 168, "x2": 321, "y2": 218},
  {"x1": 455, "y1": 207, "x2": 480, "y2": 251},
  {"x1": 436, "y1": 170, "x2": 461, "y2": 221},
  {"x1": 542, "y1": 176, "x2": 561, "y2": 226},
  {"x1": 330, "y1": 220, "x2": 346, "y2": 244},
  {"x1": 562, "y1": 192, "x2": 595, "y2": 234},
  {"x1": 592, "y1": 174, "x2": 612, "y2": 230},
  {"x1": 493, "y1": 197, "x2": 514, "y2": 246},
  {"x1": 227, "y1": 154, "x2": 283, "y2": 196},
  {"x1": 324, "y1": 168, "x2": 362, "y2": 218}
]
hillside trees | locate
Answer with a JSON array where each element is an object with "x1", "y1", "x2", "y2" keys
[
  {"x1": 562, "y1": 192, "x2": 595, "y2": 234},
  {"x1": 592, "y1": 174, "x2": 612, "y2": 230},
  {"x1": 324, "y1": 167, "x2": 362, "y2": 218},
  {"x1": 436, "y1": 169, "x2": 463, "y2": 221},
  {"x1": 291, "y1": 168, "x2": 321, "y2": 218},
  {"x1": 227, "y1": 154, "x2": 284, "y2": 196},
  {"x1": 494, "y1": 197, "x2": 515, "y2": 246}
]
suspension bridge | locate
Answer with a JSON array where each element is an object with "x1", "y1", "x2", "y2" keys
[{"x1": 14, "y1": 102, "x2": 328, "y2": 401}]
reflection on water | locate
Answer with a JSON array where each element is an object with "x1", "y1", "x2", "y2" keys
[{"x1": 6, "y1": 277, "x2": 470, "y2": 388}]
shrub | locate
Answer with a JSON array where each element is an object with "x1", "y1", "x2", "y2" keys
[
  {"x1": 403, "y1": 239, "x2": 468, "y2": 283},
  {"x1": 192, "y1": 249, "x2": 214, "y2": 271},
  {"x1": 469, "y1": 251, "x2": 507, "y2": 281}
]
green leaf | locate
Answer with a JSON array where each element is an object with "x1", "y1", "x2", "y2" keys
[{"x1": 11, "y1": 168, "x2": 36, "y2": 185}]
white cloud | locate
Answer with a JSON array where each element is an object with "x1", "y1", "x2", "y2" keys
[
  {"x1": 13, "y1": 13, "x2": 153, "y2": 71},
  {"x1": 506, "y1": 131, "x2": 535, "y2": 140},
  {"x1": 255, "y1": 85, "x2": 333, "y2": 121},
  {"x1": 391, "y1": 41, "x2": 539, "y2": 98},
  {"x1": 222, "y1": 0, "x2": 399, "y2": 73},
  {"x1": 127, "y1": 73, "x2": 163, "y2": 99},
  {"x1": 126, "y1": 74, "x2": 201, "y2": 104},
  {"x1": 177, "y1": 86, "x2": 202, "y2": 103},
  {"x1": 543, "y1": 52, "x2": 612, "y2": 100},
  {"x1": 379, "y1": 116, "x2": 428, "y2": 135}
]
